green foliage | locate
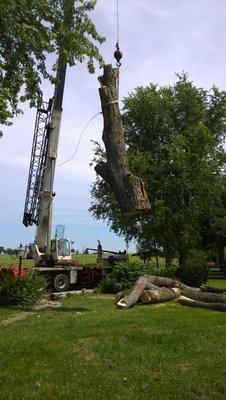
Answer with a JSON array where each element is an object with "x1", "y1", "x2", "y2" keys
[
  {"x1": 90, "y1": 75, "x2": 226, "y2": 265},
  {"x1": 0, "y1": 0, "x2": 104, "y2": 127},
  {"x1": 0, "y1": 271, "x2": 45, "y2": 309},
  {"x1": 99, "y1": 262, "x2": 178, "y2": 294},
  {"x1": 176, "y1": 259, "x2": 209, "y2": 287}
]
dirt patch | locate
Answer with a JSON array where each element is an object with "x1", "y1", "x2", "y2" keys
[
  {"x1": 0, "y1": 299, "x2": 61, "y2": 327},
  {"x1": 179, "y1": 361, "x2": 191, "y2": 373},
  {"x1": 73, "y1": 337, "x2": 96, "y2": 363}
]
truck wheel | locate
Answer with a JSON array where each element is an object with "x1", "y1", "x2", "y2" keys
[{"x1": 53, "y1": 274, "x2": 69, "y2": 292}]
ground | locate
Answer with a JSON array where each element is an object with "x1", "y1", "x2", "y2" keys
[{"x1": 0, "y1": 280, "x2": 225, "y2": 400}]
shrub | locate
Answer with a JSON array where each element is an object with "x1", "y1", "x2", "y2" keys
[
  {"x1": 0, "y1": 271, "x2": 46, "y2": 310},
  {"x1": 176, "y1": 259, "x2": 209, "y2": 287},
  {"x1": 99, "y1": 262, "x2": 178, "y2": 293}
]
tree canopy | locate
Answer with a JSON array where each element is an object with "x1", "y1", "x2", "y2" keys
[
  {"x1": 90, "y1": 74, "x2": 226, "y2": 266},
  {"x1": 0, "y1": 0, "x2": 104, "y2": 129}
]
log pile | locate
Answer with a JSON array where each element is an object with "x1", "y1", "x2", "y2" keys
[
  {"x1": 116, "y1": 275, "x2": 226, "y2": 311},
  {"x1": 95, "y1": 64, "x2": 151, "y2": 217}
]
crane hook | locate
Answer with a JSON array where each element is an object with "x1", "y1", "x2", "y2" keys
[{"x1": 114, "y1": 42, "x2": 123, "y2": 67}]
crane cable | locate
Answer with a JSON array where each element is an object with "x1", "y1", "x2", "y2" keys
[
  {"x1": 58, "y1": 0, "x2": 122, "y2": 167},
  {"x1": 57, "y1": 111, "x2": 102, "y2": 167},
  {"x1": 114, "y1": 0, "x2": 123, "y2": 67}
]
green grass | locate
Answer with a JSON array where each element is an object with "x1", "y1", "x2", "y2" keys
[
  {"x1": 0, "y1": 290, "x2": 225, "y2": 400},
  {"x1": 0, "y1": 254, "x2": 34, "y2": 268},
  {"x1": 0, "y1": 253, "x2": 172, "y2": 269},
  {"x1": 208, "y1": 279, "x2": 226, "y2": 288},
  {"x1": 0, "y1": 306, "x2": 19, "y2": 321}
]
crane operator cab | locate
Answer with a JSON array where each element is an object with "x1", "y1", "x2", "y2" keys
[{"x1": 50, "y1": 238, "x2": 72, "y2": 263}]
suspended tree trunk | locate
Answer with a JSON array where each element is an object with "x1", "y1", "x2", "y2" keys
[{"x1": 95, "y1": 64, "x2": 151, "y2": 217}]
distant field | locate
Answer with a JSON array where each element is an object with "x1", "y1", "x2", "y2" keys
[
  {"x1": 0, "y1": 254, "x2": 34, "y2": 268},
  {"x1": 0, "y1": 253, "x2": 171, "y2": 268}
]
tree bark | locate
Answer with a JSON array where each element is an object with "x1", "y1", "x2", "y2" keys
[
  {"x1": 217, "y1": 241, "x2": 226, "y2": 271},
  {"x1": 182, "y1": 291, "x2": 226, "y2": 303},
  {"x1": 95, "y1": 64, "x2": 151, "y2": 217},
  {"x1": 201, "y1": 284, "x2": 226, "y2": 294},
  {"x1": 116, "y1": 275, "x2": 201, "y2": 309},
  {"x1": 178, "y1": 296, "x2": 226, "y2": 312},
  {"x1": 178, "y1": 242, "x2": 189, "y2": 267},
  {"x1": 139, "y1": 288, "x2": 181, "y2": 304}
]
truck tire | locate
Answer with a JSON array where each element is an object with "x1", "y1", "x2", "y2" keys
[{"x1": 53, "y1": 274, "x2": 69, "y2": 292}]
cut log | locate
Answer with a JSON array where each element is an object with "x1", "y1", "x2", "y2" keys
[
  {"x1": 178, "y1": 296, "x2": 226, "y2": 312},
  {"x1": 200, "y1": 284, "x2": 226, "y2": 294},
  {"x1": 176, "y1": 282, "x2": 201, "y2": 294},
  {"x1": 183, "y1": 291, "x2": 226, "y2": 303},
  {"x1": 116, "y1": 275, "x2": 177, "y2": 309},
  {"x1": 139, "y1": 288, "x2": 181, "y2": 304},
  {"x1": 116, "y1": 275, "x2": 205, "y2": 309},
  {"x1": 95, "y1": 64, "x2": 151, "y2": 217}
]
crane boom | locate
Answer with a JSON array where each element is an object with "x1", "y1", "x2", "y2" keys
[
  {"x1": 23, "y1": 99, "x2": 53, "y2": 227},
  {"x1": 23, "y1": 61, "x2": 67, "y2": 255},
  {"x1": 35, "y1": 63, "x2": 67, "y2": 254}
]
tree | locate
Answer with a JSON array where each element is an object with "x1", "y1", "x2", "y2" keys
[
  {"x1": 199, "y1": 179, "x2": 226, "y2": 270},
  {"x1": 90, "y1": 74, "x2": 226, "y2": 266},
  {"x1": 0, "y1": 0, "x2": 104, "y2": 130}
]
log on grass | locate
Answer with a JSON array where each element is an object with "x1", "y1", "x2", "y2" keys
[
  {"x1": 177, "y1": 282, "x2": 201, "y2": 294},
  {"x1": 116, "y1": 275, "x2": 177, "y2": 309},
  {"x1": 139, "y1": 288, "x2": 181, "y2": 304},
  {"x1": 178, "y1": 296, "x2": 226, "y2": 312},
  {"x1": 183, "y1": 291, "x2": 226, "y2": 303},
  {"x1": 116, "y1": 275, "x2": 204, "y2": 309},
  {"x1": 95, "y1": 65, "x2": 151, "y2": 217},
  {"x1": 200, "y1": 284, "x2": 226, "y2": 294}
]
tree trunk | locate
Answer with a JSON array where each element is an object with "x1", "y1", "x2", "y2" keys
[
  {"x1": 178, "y1": 296, "x2": 226, "y2": 312},
  {"x1": 201, "y1": 284, "x2": 226, "y2": 294},
  {"x1": 95, "y1": 64, "x2": 151, "y2": 217},
  {"x1": 139, "y1": 288, "x2": 181, "y2": 304},
  {"x1": 217, "y1": 242, "x2": 226, "y2": 271},
  {"x1": 116, "y1": 275, "x2": 201, "y2": 309},
  {"x1": 178, "y1": 249, "x2": 188, "y2": 266},
  {"x1": 182, "y1": 291, "x2": 226, "y2": 303}
]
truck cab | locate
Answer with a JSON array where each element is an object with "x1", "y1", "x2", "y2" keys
[{"x1": 50, "y1": 238, "x2": 72, "y2": 263}]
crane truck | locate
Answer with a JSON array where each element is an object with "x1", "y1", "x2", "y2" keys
[{"x1": 22, "y1": 61, "x2": 117, "y2": 292}]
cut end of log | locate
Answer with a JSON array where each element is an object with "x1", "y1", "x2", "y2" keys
[
  {"x1": 121, "y1": 174, "x2": 151, "y2": 217},
  {"x1": 116, "y1": 298, "x2": 128, "y2": 309},
  {"x1": 123, "y1": 207, "x2": 150, "y2": 218}
]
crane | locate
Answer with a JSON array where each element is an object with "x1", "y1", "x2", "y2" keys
[
  {"x1": 22, "y1": 57, "x2": 73, "y2": 267},
  {"x1": 22, "y1": 60, "x2": 78, "y2": 291},
  {"x1": 22, "y1": 61, "x2": 120, "y2": 292}
]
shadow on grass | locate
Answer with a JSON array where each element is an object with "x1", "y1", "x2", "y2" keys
[{"x1": 52, "y1": 307, "x2": 91, "y2": 313}]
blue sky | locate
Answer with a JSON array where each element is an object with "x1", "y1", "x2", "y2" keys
[{"x1": 0, "y1": 0, "x2": 226, "y2": 252}]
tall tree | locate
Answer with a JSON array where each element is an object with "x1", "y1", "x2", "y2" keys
[
  {"x1": 0, "y1": 0, "x2": 104, "y2": 130},
  {"x1": 199, "y1": 179, "x2": 226, "y2": 270},
  {"x1": 90, "y1": 75, "x2": 226, "y2": 266}
]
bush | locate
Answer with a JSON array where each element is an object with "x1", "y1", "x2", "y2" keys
[
  {"x1": 0, "y1": 271, "x2": 46, "y2": 309},
  {"x1": 176, "y1": 259, "x2": 209, "y2": 287},
  {"x1": 99, "y1": 262, "x2": 178, "y2": 293}
]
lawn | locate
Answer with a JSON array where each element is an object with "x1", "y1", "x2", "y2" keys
[{"x1": 0, "y1": 281, "x2": 225, "y2": 400}]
